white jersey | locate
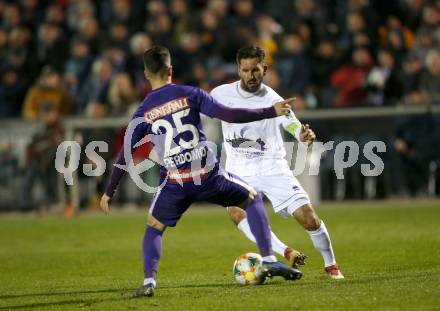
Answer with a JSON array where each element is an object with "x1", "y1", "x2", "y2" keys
[{"x1": 211, "y1": 81, "x2": 301, "y2": 177}]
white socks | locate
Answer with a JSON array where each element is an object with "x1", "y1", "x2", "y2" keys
[
  {"x1": 237, "y1": 218, "x2": 288, "y2": 257},
  {"x1": 270, "y1": 231, "x2": 289, "y2": 256},
  {"x1": 307, "y1": 221, "x2": 336, "y2": 267},
  {"x1": 237, "y1": 218, "x2": 337, "y2": 267},
  {"x1": 262, "y1": 255, "x2": 277, "y2": 262}
]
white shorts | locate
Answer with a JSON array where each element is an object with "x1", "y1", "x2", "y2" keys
[{"x1": 240, "y1": 173, "x2": 311, "y2": 218}]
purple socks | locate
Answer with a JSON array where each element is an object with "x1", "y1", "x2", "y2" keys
[
  {"x1": 245, "y1": 193, "x2": 273, "y2": 257},
  {"x1": 143, "y1": 226, "x2": 164, "y2": 279}
]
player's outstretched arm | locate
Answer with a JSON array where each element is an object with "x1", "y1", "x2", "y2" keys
[
  {"x1": 100, "y1": 115, "x2": 149, "y2": 214},
  {"x1": 100, "y1": 193, "x2": 111, "y2": 214},
  {"x1": 198, "y1": 88, "x2": 292, "y2": 123},
  {"x1": 273, "y1": 97, "x2": 296, "y2": 117},
  {"x1": 100, "y1": 148, "x2": 127, "y2": 214},
  {"x1": 213, "y1": 99, "x2": 292, "y2": 123}
]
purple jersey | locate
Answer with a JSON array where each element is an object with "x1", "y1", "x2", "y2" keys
[{"x1": 105, "y1": 83, "x2": 276, "y2": 197}]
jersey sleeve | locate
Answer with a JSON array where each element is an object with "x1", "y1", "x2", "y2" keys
[
  {"x1": 105, "y1": 111, "x2": 150, "y2": 197},
  {"x1": 195, "y1": 87, "x2": 277, "y2": 123}
]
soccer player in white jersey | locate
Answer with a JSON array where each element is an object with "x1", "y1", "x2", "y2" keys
[{"x1": 210, "y1": 46, "x2": 344, "y2": 279}]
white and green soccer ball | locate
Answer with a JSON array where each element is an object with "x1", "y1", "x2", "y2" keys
[{"x1": 233, "y1": 252, "x2": 265, "y2": 285}]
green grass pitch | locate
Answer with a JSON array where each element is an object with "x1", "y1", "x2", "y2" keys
[{"x1": 0, "y1": 200, "x2": 439, "y2": 310}]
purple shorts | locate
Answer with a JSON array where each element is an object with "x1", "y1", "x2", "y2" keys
[{"x1": 149, "y1": 168, "x2": 250, "y2": 227}]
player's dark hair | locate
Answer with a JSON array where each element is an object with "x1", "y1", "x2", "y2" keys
[
  {"x1": 143, "y1": 45, "x2": 171, "y2": 77},
  {"x1": 236, "y1": 46, "x2": 265, "y2": 65}
]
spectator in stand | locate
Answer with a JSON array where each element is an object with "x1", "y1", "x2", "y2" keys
[
  {"x1": 293, "y1": 0, "x2": 324, "y2": 37},
  {"x1": 37, "y1": 22, "x2": 68, "y2": 73},
  {"x1": 2, "y1": 4, "x2": 21, "y2": 31},
  {"x1": 0, "y1": 65, "x2": 27, "y2": 118},
  {"x1": 22, "y1": 107, "x2": 64, "y2": 211},
  {"x1": 146, "y1": 0, "x2": 167, "y2": 19},
  {"x1": 378, "y1": 16, "x2": 415, "y2": 61},
  {"x1": 77, "y1": 17, "x2": 101, "y2": 56},
  {"x1": 412, "y1": 29, "x2": 437, "y2": 61},
  {"x1": 125, "y1": 32, "x2": 151, "y2": 97},
  {"x1": 340, "y1": 0, "x2": 380, "y2": 36},
  {"x1": 401, "y1": 0, "x2": 425, "y2": 30},
  {"x1": 420, "y1": 49, "x2": 440, "y2": 105},
  {"x1": 184, "y1": 62, "x2": 210, "y2": 89},
  {"x1": 418, "y1": 5, "x2": 440, "y2": 35},
  {"x1": 219, "y1": 24, "x2": 258, "y2": 63},
  {"x1": 108, "y1": 72, "x2": 137, "y2": 115},
  {"x1": 106, "y1": 22, "x2": 130, "y2": 52},
  {"x1": 109, "y1": 0, "x2": 136, "y2": 31},
  {"x1": 197, "y1": 8, "x2": 221, "y2": 55},
  {"x1": 401, "y1": 53, "x2": 423, "y2": 99},
  {"x1": 272, "y1": 0, "x2": 327, "y2": 43},
  {"x1": 98, "y1": 0, "x2": 147, "y2": 33},
  {"x1": 64, "y1": 37, "x2": 93, "y2": 114},
  {"x1": 208, "y1": 0, "x2": 228, "y2": 22},
  {"x1": 352, "y1": 32, "x2": 371, "y2": 49},
  {"x1": 365, "y1": 49, "x2": 403, "y2": 106},
  {"x1": 20, "y1": 0, "x2": 42, "y2": 31},
  {"x1": 295, "y1": 20, "x2": 314, "y2": 52},
  {"x1": 275, "y1": 33, "x2": 311, "y2": 94},
  {"x1": 341, "y1": 12, "x2": 369, "y2": 50},
  {"x1": 256, "y1": 14, "x2": 282, "y2": 65},
  {"x1": 66, "y1": 0, "x2": 95, "y2": 33},
  {"x1": 82, "y1": 57, "x2": 114, "y2": 110},
  {"x1": 230, "y1": 0, "x2": 256, "y2": 29},
  {"x1": 392, "y1": 100, "x2": 435, "y2": 196},
  {"x1": 146, "y1": 13, "x2": 173, "y2": 47},
  {"x1": 263, "y1": 67, "x2": 293, "y2": 99},
  {"x1": 103, "y1": 45, "x2": 126, "y2": 72},
  {"x1": 0, "y1": 28, "x2": 7, "y2": 59},
  {"x1": 45, "y1": 3, "x2": 67, "y2": 31},
  {"x1": 331, "y1": 47, "x2": 373, "y2": 107},
  {"x1": 173, "y1": 32, "x2": 205, "y2": 81},
  {"x1": 145, "y1": 1, "x2": 172, "y2": 46},
  {"x1": 7, "y1": 26, "x2": 37, "y2": 82},
  {"x1": 311, "y1": 39, "x2": 340, "y2": 107},
  {"x1": 22, "y1": 66, "x2": 71, "y2": 120},
  {"x1": 169, "y1": 0, "x2": 191, "y2": 46}
]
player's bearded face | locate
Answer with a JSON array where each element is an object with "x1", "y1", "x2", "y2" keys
[{"x1": 238, "y1": 58, "x2": 266, "y2": 93}]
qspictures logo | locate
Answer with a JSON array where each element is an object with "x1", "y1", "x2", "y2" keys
[{"x1": 54, "y1": 117, "x2": 386, "y2": 194}]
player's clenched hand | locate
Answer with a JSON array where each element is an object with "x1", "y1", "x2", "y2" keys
[
  {"x1": 273, "y1": 97, "x2": 295, "y2": 117},
  {"x1": 300, "y1": 124, "x2": 316, "y2": 145},
  {"x1": 100, "y1": 194, "x2": 111, "y2": 214}
]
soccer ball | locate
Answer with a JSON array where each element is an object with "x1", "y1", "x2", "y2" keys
[{"x1": 233, "y1": 252, "x2": 265, "y2": 285}]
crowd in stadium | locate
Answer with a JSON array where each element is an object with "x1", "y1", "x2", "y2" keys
[{"x1": 0, "y1": 0, "x2": 440, "y2": 120}]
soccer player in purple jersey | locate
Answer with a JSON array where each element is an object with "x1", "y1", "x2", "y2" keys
[{"x1": 100, "y1": 46, "x2": 302, "y2": 298}]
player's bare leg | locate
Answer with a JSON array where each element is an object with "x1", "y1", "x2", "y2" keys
[
  {"x1": 133, "y1": 215, "x2": 166, "y2": 298},
  {"x1": 228, "y1": 203, "x2": 307, "y2": 268},
  {"x1": 293, "y1": 203, "x2": 344, "y2": 279}
]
